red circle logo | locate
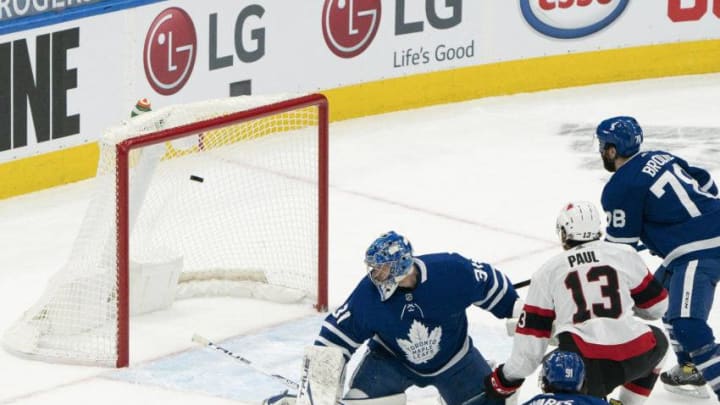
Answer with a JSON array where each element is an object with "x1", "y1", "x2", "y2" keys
[
  {"x1": 322, "y1": 0, "x2": 381, "y2": 58},
  {"x1": 143, "y1": 7, "x2": 197, "y2": 95}
]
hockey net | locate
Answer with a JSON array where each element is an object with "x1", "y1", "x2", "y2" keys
[{"x1": 2, "y1": 94, "x2": 328, "y2": 367}]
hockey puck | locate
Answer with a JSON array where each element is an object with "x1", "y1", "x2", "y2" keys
[{"x1": 190, "y1": 175, "x2": 204, "y2": 183}]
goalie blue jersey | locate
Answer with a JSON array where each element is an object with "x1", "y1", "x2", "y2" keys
[
  {"x1": 314, "y1": 253, "x2": 518, "y2": 375},
  {"x1": 601, "y1": 150, "x2": 720, "y2": 267}
]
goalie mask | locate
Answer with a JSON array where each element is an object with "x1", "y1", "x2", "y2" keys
[
  {"x1": 556, "y1": 201, "x2": 602, "y2": 247},
  {"x1": 365, "y1": 231, "x2": 414, "y2": 301}
]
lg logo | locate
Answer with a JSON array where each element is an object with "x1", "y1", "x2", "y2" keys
[
  {"x1": 322, "y1": 0, "x2": 382, "y2": 58},
  {"x1": 322, "y1": 0, "x2": 463, "y2": 59},
  {"x1": 143, "y1": 6, "x2": 265, "y2": 97},
  {"x1": 395, "y1": 0, "x2": 462, "y2": 34},
  {"x1": 144, "y1": 8, "x2": 197, "y2": 96}
]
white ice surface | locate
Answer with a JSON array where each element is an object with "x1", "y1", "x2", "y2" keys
[{"x1": 1, "y1": 73, "x2": 719, "y2": 404}]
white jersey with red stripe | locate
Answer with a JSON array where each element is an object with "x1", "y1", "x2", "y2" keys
[{"x1": 504, "y1": 240, "x2": 668, "y2": 380}]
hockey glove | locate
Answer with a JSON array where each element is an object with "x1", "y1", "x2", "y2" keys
[{"x1": 484, "y1": 364, "x2": 524, "y2": 399}]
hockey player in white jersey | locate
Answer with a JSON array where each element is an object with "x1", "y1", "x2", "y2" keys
[
  {"x1": 265, "y1": 230, "x2": 522, "y2": 405},
  {"x1": 484, "y1": 202, "x2": 668, "y2": 405}
]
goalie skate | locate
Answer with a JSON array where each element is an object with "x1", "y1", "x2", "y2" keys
[{"x1": 660, "y1": 363, "x2": 710, "y2": 399}]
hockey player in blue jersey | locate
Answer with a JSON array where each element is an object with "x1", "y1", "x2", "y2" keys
[
  {"x1": 265, "y1": 231, "x2": 521, "y2": 405},
  {"x1": 596, "y1": 116, "x2": 720, "y2": 400},
  {"x1": 522, "y1": 351, "x2": 610, "y2": 405}
]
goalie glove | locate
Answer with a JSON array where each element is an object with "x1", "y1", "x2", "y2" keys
[
  {"x1": 297, "y1": 345, "x2": 346, "y2": 405},
  {"x1": 264, "y1": 390, "x2": 297, "y2": 405},
  {"x1": 484, "y1": 364, "x2": 524, "y2": 399}
]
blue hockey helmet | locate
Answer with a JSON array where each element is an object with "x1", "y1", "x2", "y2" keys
[
  {"x1": 541, "y1": 351, "x2": 586, "y2": 393},
  {"x1": 365, "y1": 231, "x2": 414, "y2": 301},
  {"x1": 596, "y1": 116, "x2": 643, "y2": 157}
]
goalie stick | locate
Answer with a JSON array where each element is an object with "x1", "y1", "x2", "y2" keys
[
  {"x1": 193, "y1": 334, "x2": 346, "y2": 405},
  {"x1": 192, "y1": 333, "x2": 299, "y2": 390}
]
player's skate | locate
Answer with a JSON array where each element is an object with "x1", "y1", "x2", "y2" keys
[{"x1": 660, "y1": 362, "x2": 710, "y2": 398}]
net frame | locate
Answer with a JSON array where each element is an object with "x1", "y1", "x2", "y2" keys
[{"x1": 111, "y1": 93, "x2": 328, "y2": 367}]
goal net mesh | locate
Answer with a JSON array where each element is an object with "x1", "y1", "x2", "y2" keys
[{"x1": 3, "y1": 94, "x2": 325, "y2": 366}]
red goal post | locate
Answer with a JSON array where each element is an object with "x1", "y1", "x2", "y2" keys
[{"x1": 3, "y1": 94, "x2": 328, "y2": 368}]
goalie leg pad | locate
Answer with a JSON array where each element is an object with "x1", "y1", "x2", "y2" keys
[{"x1": 297, "y1": 345, "x2": 346, "y2": 405}]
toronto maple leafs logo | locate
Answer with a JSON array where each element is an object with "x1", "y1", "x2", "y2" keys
[{"x1": 396, "y1": 320, "x2": 442, "y2": 364}]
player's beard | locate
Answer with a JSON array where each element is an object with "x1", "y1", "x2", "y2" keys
[{"x1": 601, "y1": 152, "x2": 616, "y2": 172}]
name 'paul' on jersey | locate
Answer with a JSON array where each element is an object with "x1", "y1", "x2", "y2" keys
[
  {"x1": 602, "y1": 150, "x2": 720, "y2": 266},
  {"x1": 313, "y1": 253, "x2": 518, "y2": 375}
]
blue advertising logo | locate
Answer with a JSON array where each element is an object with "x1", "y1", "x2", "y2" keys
[{"x1": 520, "y1": 0, "x2": 629, "y2": 39}]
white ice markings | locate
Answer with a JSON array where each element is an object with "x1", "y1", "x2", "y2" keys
[{"x1": 105, "y1": 315, "x2": 324, "y2": 402}]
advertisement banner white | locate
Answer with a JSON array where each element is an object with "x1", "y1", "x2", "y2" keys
[{"x1": 1, "y1": 0, "x2": 719, "y2": 163}]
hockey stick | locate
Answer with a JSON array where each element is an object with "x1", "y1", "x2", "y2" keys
[
  {"x1": 513, "y1": 279, "x2": 530, "y2": 289},
  {"x1": 194, "y1": 334, "x2": 350, "y2": 405},
  {"x1": 192, "y1": 333, "x2": 299, "y2": 390}
]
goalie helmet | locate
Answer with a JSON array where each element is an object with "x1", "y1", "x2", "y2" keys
[
  {"x1": 596, "y1": 116, "x2": 643, "y2": 157},
  {"x1": 541, "y1": 351, "x2": 586, "y2": 393},
  {"x1": 556, "y1": 201, "x2": 602, "y2": 245},
  {"x1": 365, "y1": 231, "x2": 414, "y2": 301}
]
